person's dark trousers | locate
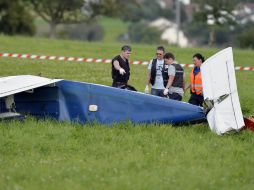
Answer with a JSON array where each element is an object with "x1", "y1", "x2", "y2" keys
[
  {"x1": 112, "y1": 81, "x2": 126, "y2": 88},
  {"x1": 112, "y1": 81, "x2": 137, "y2": 91},
  {"x1": 151, "y1": 88, "x2": 165, "y2": 97},
  {"x1": 188, "y1": 93, "x2": 204, "y2": 106},
  {"x1": 168, "y1": 93, "x2": 182, "y2": 101}
]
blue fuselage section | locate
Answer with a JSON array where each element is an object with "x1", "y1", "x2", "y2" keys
[{"x1": 0, "y1": 80, "x2": 205, "y2": 124}]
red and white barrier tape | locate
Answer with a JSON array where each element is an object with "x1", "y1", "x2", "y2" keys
[{"x1": 0, "y1": 52, "x2": 253, "y2": 71}]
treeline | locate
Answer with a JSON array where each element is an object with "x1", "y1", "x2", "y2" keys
[{"x1": 0, "y1": 0, "x2": 254, "y2": 48}]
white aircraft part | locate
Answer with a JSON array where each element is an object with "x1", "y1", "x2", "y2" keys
[
  {"x1": 201, "y1": 47, "x2": 244, "y2": 135},
  {"x1": 0, "y1": 112, "x2": 22, "y2": 119},
  {"x1": 0, "y1": 75, "x2": 62, "y2": 98},
  {"x1": 4, "y1": 95, "x2": 15, "y2": 110}
]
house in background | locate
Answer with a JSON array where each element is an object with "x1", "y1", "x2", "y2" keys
[
  {"x1": 149, "y1": 17, "x2": 189, "y2": 47},
  {"x1": 233, "y1": 3, "x2": 254, "y2": 24}
]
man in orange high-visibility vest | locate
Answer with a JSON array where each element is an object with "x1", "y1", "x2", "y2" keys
[{"x1": 186, "y1": 53, "x2": 205, "y2": 107}]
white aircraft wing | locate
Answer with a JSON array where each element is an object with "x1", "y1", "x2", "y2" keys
[
  {"x1": 0, "y1": 75, "x2": 62, "y2": 98},
  {"x1": 201, "y1": 47, "x2": 245, "y2": 135}
]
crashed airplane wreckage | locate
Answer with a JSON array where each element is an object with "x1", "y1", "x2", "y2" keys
[
  {"x1": 201, "y1": 47, "x2": 246, "y2": 134},
  {"x1": 0, "y1": 75, "x2": 205, "y2": 125},
  {"x1": 0, "y1": 47, "x2": 251, "y2": 135}
]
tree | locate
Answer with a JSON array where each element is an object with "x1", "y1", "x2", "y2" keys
[
  {"x1": 121, "y1": 0, "x2": 171, "y2": 22},
  {"x1": 85, "y1": 0, "x2": 139, "y2": 19},
  {"x1": 29, "y1": 0, "x2": 138, "y2": 38},
  {"x1": 29, "y1": 0, "x2": 84, "y2": 38},
  {"x1": 192, "y1": 0, "x2": 238, "y2": 46},
  {"x1": 0, "y1": 0, "x2": 35, "y2": 35},
  {"x1": 236, "y1": 26, "x2": 254, "y2": 48}
]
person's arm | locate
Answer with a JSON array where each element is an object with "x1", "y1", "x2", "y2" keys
[
  {"x1": 145, "y1": 60, "x2": 153, "y2": 93},
  {"x1": 146, "y1": 60, "x2": 153, "y2": 86},
  {"x1": 163, "y1": 75, "x2": 174, "y2": 95},
  {"x1": 183, "y1": 73, "x2": 186, "y2": 92},
  {"x1": 145, "y1": 69, "x2": 151, "y2": 93},
  {"x1": 113, "y1": 60, "x2": 125, "y2": 75},
  {"x1": 165, "y1": 75, "x2": 175, "y2": 89},
  {"x1": 163, "y1": 65, "x2": 176, "y2": 95},
  {"x1": 165, "y1": 65, "x2": 176, "y2": 89},
  {"x1": 146, "y1": 70, "x2": 151, "y2": 86}
]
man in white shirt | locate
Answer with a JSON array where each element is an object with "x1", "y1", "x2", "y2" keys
[{"x1": 145, "y1": 46, "x2": 166, "y2": 97}]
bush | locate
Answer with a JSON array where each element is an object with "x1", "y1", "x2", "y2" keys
[
  {"x1": 236, "y1": 27, "x2": 254, "y2": 49},
  {"x1": 0, "y1": 1, "x2": 35, "y2": 36},
  {"x1": 184, "y1": 22, "x2": 210, "y2": 45},
  {"x1": 128, "y1": 21, "x2": 162, "y2": 44},
  {"x1": 62, "y1": 22, "x2": 104, "y2": 41},
  {"x1": 122, "y1": 0, "x2": 187, "y2": 23},
  {"x1": 184, "y1": 23, "x2": 232, "y2": 46},
  {"x1": 214, "y1": 26, "x2": 232, "y2": 46}
]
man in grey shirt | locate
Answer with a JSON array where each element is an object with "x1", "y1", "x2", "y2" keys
[
  {"x1": 162, "y1": 52, "x2": 185, "y2": 101},
  {"x1": 145, "y1": 46, "x2": 166, "y2": 97}
]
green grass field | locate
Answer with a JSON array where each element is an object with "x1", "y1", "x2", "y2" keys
[
  {"x1": 0, "y1": 35, "x2": 254, "y2": 190},
  {"x1": 98, "y1": 17, "x2": 130, "y2": 43}
]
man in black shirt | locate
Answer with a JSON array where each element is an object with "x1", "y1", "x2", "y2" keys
[{"x1": 111, "y1": 45, "x2": 132, "y2": 88}]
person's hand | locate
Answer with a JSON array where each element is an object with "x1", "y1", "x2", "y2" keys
[
  {"x1": 119, "y1": 68, "x2": 126, "y2": 75},
  {"x1": 144, "y1": 85, "x2": 149, "y2": 93},
  {"x1": 163, "y1": 88, "x2": 169, "y2": 95}
]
